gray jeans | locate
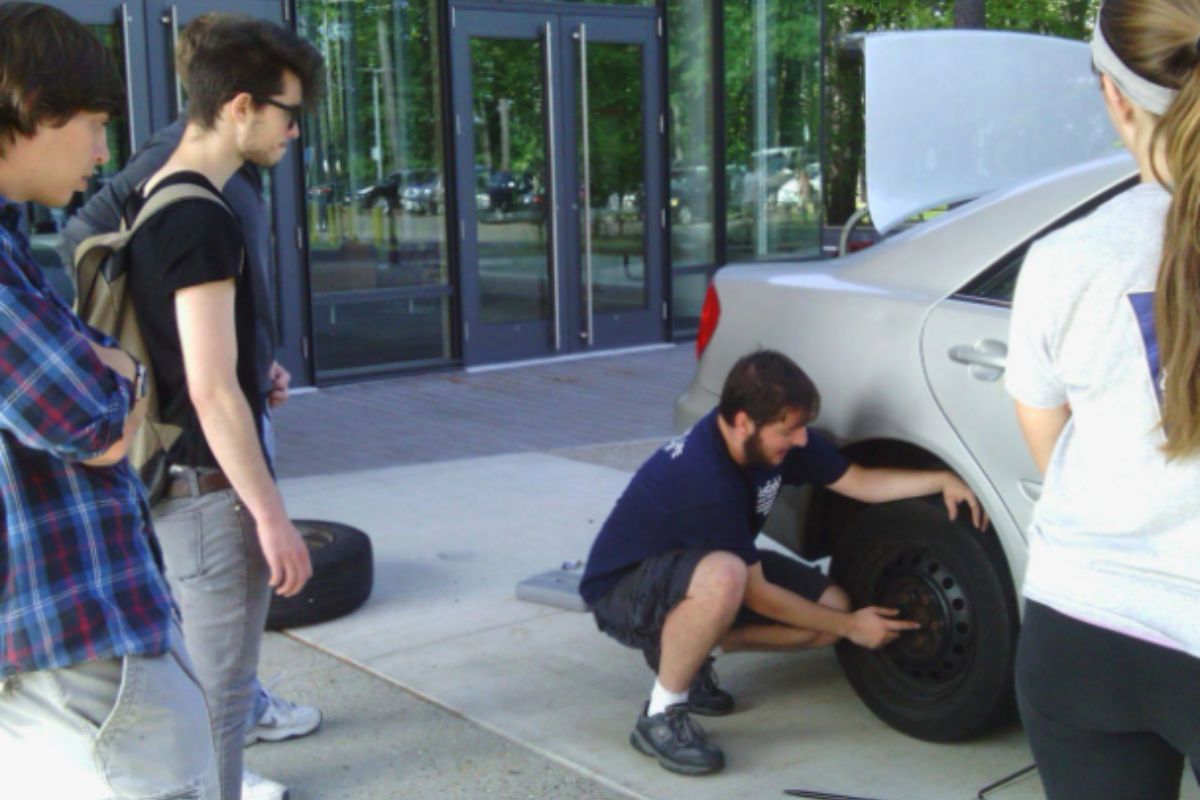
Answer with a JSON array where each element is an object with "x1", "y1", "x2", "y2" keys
[
  {"x1": 0, "y1": 623, "x2": 218, "y2": 799},
  {"x1": 154, "y1": 488, "x2": 272, "y2": 800}
]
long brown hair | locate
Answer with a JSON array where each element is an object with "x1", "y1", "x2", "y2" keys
[{"x1": 1103, "y1": 0, "x2": 1200, "y2": 458}]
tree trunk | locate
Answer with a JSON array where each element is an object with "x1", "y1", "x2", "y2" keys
[{"x1": 954, "y1": 0, "x2": 986, "y2": 28}]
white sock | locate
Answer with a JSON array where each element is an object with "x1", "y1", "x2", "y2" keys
[{"x1": 648, "y1": 679, "x2": 690, "y2": 716}]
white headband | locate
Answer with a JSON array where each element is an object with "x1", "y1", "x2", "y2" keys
[{"x1": 1091, "y1": 9, "x2": 1178, "y2": 115}]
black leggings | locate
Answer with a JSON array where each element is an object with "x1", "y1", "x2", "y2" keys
[{"x1": 1016, "y1": 601, "x2": 1200, "y2": 800}]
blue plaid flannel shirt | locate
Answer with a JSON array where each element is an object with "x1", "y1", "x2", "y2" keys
[{"x1": 0, "y1": 194, "x2": 172, "y2": 677}]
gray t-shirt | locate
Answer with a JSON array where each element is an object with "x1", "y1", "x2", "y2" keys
[{"x1": 1006, "y1": 181, "x2": 1200, "y2": 658}]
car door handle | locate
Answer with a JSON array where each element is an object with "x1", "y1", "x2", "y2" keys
[{"x1": 948, "y1": 340, "x2": 1007, "y2": 381}]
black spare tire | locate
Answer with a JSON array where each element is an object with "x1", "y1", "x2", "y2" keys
[
  {"x1": 266, "y1": 520, "x2": 374, "y2": 630},
  {"x1": 831, "y1": 499, "x2": 1019, "y2": 742}
]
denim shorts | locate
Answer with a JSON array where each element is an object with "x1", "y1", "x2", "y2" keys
[{"x1": 591, "y1": 548, "x2": 831, "y2": 669}]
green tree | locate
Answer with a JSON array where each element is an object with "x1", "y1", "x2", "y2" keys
[{"x1": 823, "y1": 0, "x2": 948, "y2": 225}]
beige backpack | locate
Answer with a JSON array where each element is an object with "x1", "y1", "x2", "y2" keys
[{"x1": 72, "y1": 182, "x2": 235, "y2": 500}]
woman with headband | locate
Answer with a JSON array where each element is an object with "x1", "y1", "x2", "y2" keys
[{"x1": 1005, "y1": 1, "x2": 1200, "y2": 797}]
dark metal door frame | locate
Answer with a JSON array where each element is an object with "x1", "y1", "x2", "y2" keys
[
  {"x1": 448, "y1": 0, "x2": 665, "y2": 366},
  {"x1": 559, "y1": 12, "x2": 665, "y2": 351},
  {"x1": 450, "y1": 9, "x2": 558, "y2": 365}
]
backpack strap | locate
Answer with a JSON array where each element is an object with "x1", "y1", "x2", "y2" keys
[
  {"x1": 126, "y1": 180, "x2": 244, "y2": 277},
  {"x1": 72, "y1": 181, "x2": 241, "y2": 312},
  {"x1": 127, "y1": 182, "x2": 232, "y2": 237}
]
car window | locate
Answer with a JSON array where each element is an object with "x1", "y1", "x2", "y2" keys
[
  {"x1": 958, "y1": 250, "x2": 1027, "y2": 304},
  {"x1": 954, "y1": 175, "x2": 1140, "y2": 306}
]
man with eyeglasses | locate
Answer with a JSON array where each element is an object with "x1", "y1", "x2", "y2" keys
[
  {"x1": 108, "y1": 16, "x2": 322, "y2": 800},
  {"x1": 60, "y1": 14, "x2": 321, "y2": 800}
]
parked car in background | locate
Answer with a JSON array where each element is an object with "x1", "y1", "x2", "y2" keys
[
  {"x1": 355, "y1": 168, "x2": 447, "y2": 215},
  {"x1": 516, "y1": 175, "x2": 545, "y2": 216},
  {"x1": 308, "y1": 181, "x2": 342, "y2": 207},
  {"x1": 355, "y1": 169, "x2": 424, "y2": 212},
  {"x1": 484, "y1": 169, "x2": 520, "y2": 213},
  {"x1": 401, "y1": 170, "x2": 444, "y2": 215}
]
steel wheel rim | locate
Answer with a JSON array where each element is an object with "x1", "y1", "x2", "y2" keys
[{"x1": 870, "y1": 546, "x2": 974, "y2": 696}]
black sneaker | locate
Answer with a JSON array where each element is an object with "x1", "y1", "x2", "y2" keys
[
  {"x1": 629, "y1": 702, "x2": 725, "y2": 775},
  {"x1": 688, "y1": 657, "x2": 734, "y2": 717}
]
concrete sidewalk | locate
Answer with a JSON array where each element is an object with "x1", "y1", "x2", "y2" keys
[
  {"x1": 257, "y1": 345, "x2": 1199, "y2": 800},
  {"x1": 254, "y1": 345, "x2": 692, "y2": 799}
]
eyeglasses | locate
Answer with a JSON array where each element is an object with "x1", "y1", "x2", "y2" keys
[{"x1": 256, "y1": 97, "x2": 303, "y2": 130}]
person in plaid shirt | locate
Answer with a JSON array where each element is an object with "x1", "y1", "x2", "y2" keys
[{"x1": 0, "y1": 3, "x2": 218, "y2": 798}]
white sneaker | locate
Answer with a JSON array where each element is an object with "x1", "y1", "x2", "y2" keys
[
  {"x1": 245, "y1": 685, "x2": 322, "y2": 746},
  {"x1": 242, "y1": 770, "x2": 288, "y2": 800}
]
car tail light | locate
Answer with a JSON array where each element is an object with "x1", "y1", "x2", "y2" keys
[{"x1": 696, "y1": 282, "x2": 720, "y2": 359}]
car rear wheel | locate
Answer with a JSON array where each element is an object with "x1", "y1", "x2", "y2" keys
[{"x1": 831, "y1": 500, "x2": 1018, "y2": 741}]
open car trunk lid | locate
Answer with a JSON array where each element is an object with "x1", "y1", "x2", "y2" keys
[{"x1": 864, "y1": 30, "x2": 1118, "y2": 233}]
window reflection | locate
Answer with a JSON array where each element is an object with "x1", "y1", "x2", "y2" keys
[
  {"x1": 667, "y1": 0, "x2": 715, "y2": 334},
  {"x1": 580, "y1": 41, "x2": 647, "y2": 315},
  {"x1": 725, "y1": 0, "x2": 822, "y2": 261},
  {"x1": 469, "y1": 37, "x2": 551, "y2": 325},
  {"x1": 298, "y1": 0, "x2": 453, "y2": 378}
]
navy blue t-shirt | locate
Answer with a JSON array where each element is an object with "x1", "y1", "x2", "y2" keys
[{"x1": 579, "y1": 409, "x2": 850, "y2": 605}]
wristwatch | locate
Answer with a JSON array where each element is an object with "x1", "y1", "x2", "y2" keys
[{"x1": 131, "y1": 357, "x2": 148, "y2": 401}]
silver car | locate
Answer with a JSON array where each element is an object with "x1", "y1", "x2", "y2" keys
[
  {"x1": 675, "y1": 152, "x2": 1138, "y2": 742},
  {"x1": 673, "y1": 25, "x2": 1131, "y2": 742}
]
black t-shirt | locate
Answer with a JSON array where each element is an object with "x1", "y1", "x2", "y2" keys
[
  {"x1": 125, "y1": 171, "x2": 265, "y2": 470},
  {"x1": 579, "y1": 409, "x2": 850, "y2": 605}
]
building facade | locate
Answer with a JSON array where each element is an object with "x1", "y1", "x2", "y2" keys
[{"x1": 23, "y1": 0, "x2": 1096, "y2": 385}]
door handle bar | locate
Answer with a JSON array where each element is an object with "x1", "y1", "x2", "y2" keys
[
  {"x1": 545, "y1": 22, "x2": 562, "y2": 352},
  {"x1": 579, "y1": 24, "x2": 594, "y2": 346},
  {"x1": 168, "y1": 5, "x2": 183, "y2": 116},
  {"x1": 119, "y1": 3, "x2": 137, "y2": 152},
  {"x1": 948, "y1": 344, "x2": 1007, "y2": 371}
]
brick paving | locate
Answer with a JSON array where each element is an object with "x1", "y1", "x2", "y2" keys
[{"x1": 272, "y1": 344, "x2": 698, "y2": 478}]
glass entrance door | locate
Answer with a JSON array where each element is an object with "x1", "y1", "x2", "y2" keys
[
  {"x1": 450, "y1": 5, "x2": 663, "y2": 365},
  {"x1": 563, "y1": 13, "x2": 664, "y2": 352}
]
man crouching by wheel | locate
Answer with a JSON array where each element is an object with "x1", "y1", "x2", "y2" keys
[{"x1": 579, "y1": 349, "x2": 986, "y2": 775}]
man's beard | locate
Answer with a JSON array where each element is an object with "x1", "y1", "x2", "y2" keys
[{"x1": 742, "y1": 429, "x2": 775, "y2": 468}]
